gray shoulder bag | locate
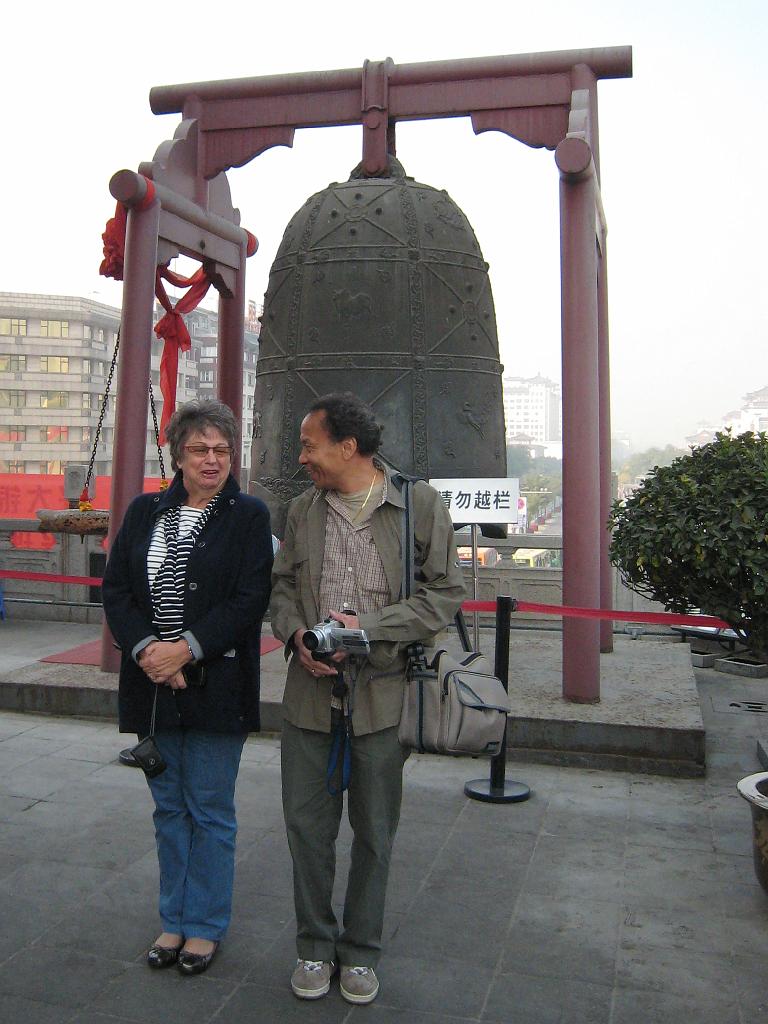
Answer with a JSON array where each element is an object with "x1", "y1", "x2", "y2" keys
[{"x1": 397, "y1": 478, "x2": 511, "y2": 757}]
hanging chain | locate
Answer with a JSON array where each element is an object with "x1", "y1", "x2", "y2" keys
[
  {"x1": 149, "y1": 378, "x2": 167, "y2": 483},
  {"x1": 82, "y1": 327, "x2": 120, "y2": 502}
]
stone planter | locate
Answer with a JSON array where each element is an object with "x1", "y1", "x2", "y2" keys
[
  {"x1": 737, "y1": 772, "x2": 768, "y2": 894},
  {"x1": 691, "y1": 652, "x2": 716, "y2": 668},
  {"x1": 715, "y1": 656, "x2": 768, "y2": 679}
]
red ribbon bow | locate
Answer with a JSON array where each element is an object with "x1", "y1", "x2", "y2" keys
[
  {"x1": 154, "y1": 266, "x2": 212, "y2": 442},
  {"x1": 99, "y1": 184, "x2": 213, "y2": 443}
]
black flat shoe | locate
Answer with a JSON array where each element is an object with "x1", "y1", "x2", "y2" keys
[
  {"x1": 147, "y1": 942, "x2": 183, "y2": 969},
  {"x1": 177, "y1": 942, "x2": 218, "y2": 975}
]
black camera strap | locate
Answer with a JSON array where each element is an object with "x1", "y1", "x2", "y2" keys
[{"x1": 149, "y1": 685, "x2": 158, "y2": 736}]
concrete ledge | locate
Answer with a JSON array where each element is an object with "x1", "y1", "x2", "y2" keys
[
  {"x1": 507, "y1": 715, "x2": 705, "y2": 775},
  {"x1": 0, "y1": 679, "x2": 117, "y2": 719},
  {"x1": 0, "y1": 631, "x2": 706, "y2": 778},
  {"x1": 505, "y1": 746, "x2": 705, "y2": 778},
  {"x1": 500, "y1": 634, "x2": 705, "y2": 777}
]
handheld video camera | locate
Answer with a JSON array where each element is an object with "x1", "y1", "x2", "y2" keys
[{"x1": 302, "y1": 618, "x2": 371, "y2": 659}]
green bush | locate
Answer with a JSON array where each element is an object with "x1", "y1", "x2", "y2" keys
[{"x1": 609, "y1": 431, "x2": 768, "y2": 659}]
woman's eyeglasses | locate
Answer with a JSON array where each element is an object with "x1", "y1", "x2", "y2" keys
[{"x1": 183, "y1": 445, "x2": 233, "y2": 458}]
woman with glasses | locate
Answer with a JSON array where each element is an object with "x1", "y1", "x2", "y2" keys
[{"x1": 102, "y1": 398, "x2": 273, "y2": 976}]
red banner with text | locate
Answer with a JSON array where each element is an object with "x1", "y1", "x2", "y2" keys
[{"x1": 0, "y1": 474, "x2": 163, "y2": 549}]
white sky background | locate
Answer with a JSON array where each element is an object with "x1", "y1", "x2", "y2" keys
[{"x1": 1, "y1": 0, "x2": 765, "y2": 451}]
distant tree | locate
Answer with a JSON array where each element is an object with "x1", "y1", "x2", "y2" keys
[
  {"x1": 522, "y1": 470, "x2": 562, "y2": 520},
  {"x1": 614, "y1": 445, "x2": 688, "y2": 487},
  {"x1": 506, "y1": 447, "x2": 532, "y2": 477},
  {"x1": 609, "y1": 431, "x2": 768, "y2": 658},
  {"x1": 529, "y1": 456, "x2": 562, "y2": 476}
]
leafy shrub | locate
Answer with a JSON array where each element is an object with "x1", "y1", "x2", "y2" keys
[{"x1": 609, "y1": 431, "x2": 768, "y2": 658}]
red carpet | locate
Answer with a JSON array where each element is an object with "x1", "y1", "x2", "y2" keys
[{"x1": 42, "y1": 635, "x2": 283, "y2": 666}]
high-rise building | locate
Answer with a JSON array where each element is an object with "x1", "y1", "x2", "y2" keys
[
  {"x1": 0, "y1": 292, "x2": 260, "y2": 479},
  {"x1": 502, "y1": 373, "x2": 562, "y2": 449}
]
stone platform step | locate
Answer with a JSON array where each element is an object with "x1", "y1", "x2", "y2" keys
[{"x1": 0, "y1": 628, "x2": 705, "y2": 777}]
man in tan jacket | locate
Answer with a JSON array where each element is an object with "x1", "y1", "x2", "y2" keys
[{"x1": 270, "y1": 392, "x2": 464, "y2": 1005}]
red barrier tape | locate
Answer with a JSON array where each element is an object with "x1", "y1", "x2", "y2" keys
[
  {"x1": 461, "y1": 599, "x2": 730, "y2": 629},
  {"x1": 0, "y1": 570, "x2": 732, "y2": 630},
  {"x1": 0, "y1": 570, "x2": 103, "y2": 587}
]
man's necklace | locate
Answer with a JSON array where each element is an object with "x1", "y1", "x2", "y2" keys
[{"x1": 352, "y1": 469, "x2": 379, "y2": 524}]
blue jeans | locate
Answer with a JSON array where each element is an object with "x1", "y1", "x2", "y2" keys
[{"x1": 147, "y1": 730, "x2": 246, "y2": 941}]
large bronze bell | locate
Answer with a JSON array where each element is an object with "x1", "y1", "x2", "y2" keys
[{"x1": 250, "y1": 157, "x2": 507, "y2": 537}]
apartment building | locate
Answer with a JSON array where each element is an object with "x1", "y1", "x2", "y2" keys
[
  {"x1": 502, "y1": 373, "x2": 562, "y2": 450},
  {"x1": 0, "y1": 292, "x2": 260, "y2": 479}
]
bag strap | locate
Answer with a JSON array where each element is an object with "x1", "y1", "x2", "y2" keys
[
  {"x1": 399, "y1": 475, "x2": 472, "y2": 654},
  {"x1": 401, "y1": 477, "x2": 416, "y2": 600}
]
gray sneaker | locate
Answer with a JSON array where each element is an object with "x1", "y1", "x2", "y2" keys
[
  {"x1": 340, "y1": 965, "x2": 379, "y2": 1004},
  {"x1": 290, "y1": 959, "x2": 335, "y2": 999}
]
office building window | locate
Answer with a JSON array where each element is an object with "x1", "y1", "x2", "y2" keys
[
  {"x1": 0, "y1": 389, "x2": 26, "y2": 407},
  {"x1": 200, "y1": 370, "x2": 214, "y2": 383},
  {"x1": 0, "y1": 427, "x2": 25, "y2": 441},
  {"x1": 82, "y1": 425, "x2": 92, "y2": 443},
  {"x1": 82, "y1": 392, "x2": 103, "y2": 410},
  {"x1": 1, "y1": 460, "x2": 24, "y2": 473},
  {"x1": 40, "y1": 355, "x2": 70, "y2": 373},
  {"x1": 40, "y1": 460, "x2": 63, "y2": 474},
  {"x1": 0, "y1": 354, "x2": 27, "y2": 372},
  {"x1": 84, "y1": 324, "x2": 92, "y2": 340},
  {"x1": 82, "y1": 358, "x2": 91, "y2": 374},
  {"x1": 40, "y1": 426, "x2": 69, "y2": 443},
  {"x1": 40, "y1": 391, "x2": 68, "y2": 409},
  {"x1": 40, "y1": 320, "x2": 69, "y2": 338},
  {"x1": 0, "y1": 318, "x2": 27, "y2": 336}
]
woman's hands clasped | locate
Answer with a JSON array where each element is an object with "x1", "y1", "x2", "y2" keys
[{"x1": 139, "y1": 640, "x2": 193, "y2": 690}]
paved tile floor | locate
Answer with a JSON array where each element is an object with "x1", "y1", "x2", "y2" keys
[{"x1": 0, "y1": 666, "x2": 767, "y2": 1023}]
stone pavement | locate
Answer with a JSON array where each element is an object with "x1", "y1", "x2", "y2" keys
[{"x1": 1, "y1": 660, "x2": 768, "y2": 1023}]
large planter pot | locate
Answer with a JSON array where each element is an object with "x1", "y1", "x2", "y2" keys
[{"x1": 737, "y1": 771, "x2": 768, "y2": 893}]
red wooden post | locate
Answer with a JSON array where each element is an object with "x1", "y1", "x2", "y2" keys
[
  {"x1": 217, "y1": 238, "x2": 247, "y2": 483},
  {"x1": 556, "y1": 135, "x2": 601, "y2": 702},
  {"x1": 598, "y1": 246, "x2": 614, "y2": 653},
  {"x1": 100, "y1": 200, "x2": 161, "y2": 674}
]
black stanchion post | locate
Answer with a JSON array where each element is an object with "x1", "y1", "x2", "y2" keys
[{"x1": 464, "y1": 595, "x2": 531, "y2": 804}]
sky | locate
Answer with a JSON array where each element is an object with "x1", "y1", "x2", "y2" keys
[{"x1": 2, "y1": 1, "x2": 765, "y2": 451}]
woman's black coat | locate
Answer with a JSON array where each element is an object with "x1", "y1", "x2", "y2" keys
[{"x1": 102, "y1": 472, "x2": 273, "y2": 735}]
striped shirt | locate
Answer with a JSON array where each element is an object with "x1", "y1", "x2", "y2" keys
[
  {"x1": 147, "y1": 507, "x2": 204, "y2": 589},
  {"x1": 148, "y1": 499, "x2": 218, "y2": 640}
]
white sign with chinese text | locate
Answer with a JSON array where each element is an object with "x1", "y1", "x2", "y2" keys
[{"x1": 429, "y1": 478, "x2": 520, "y2": 525}]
